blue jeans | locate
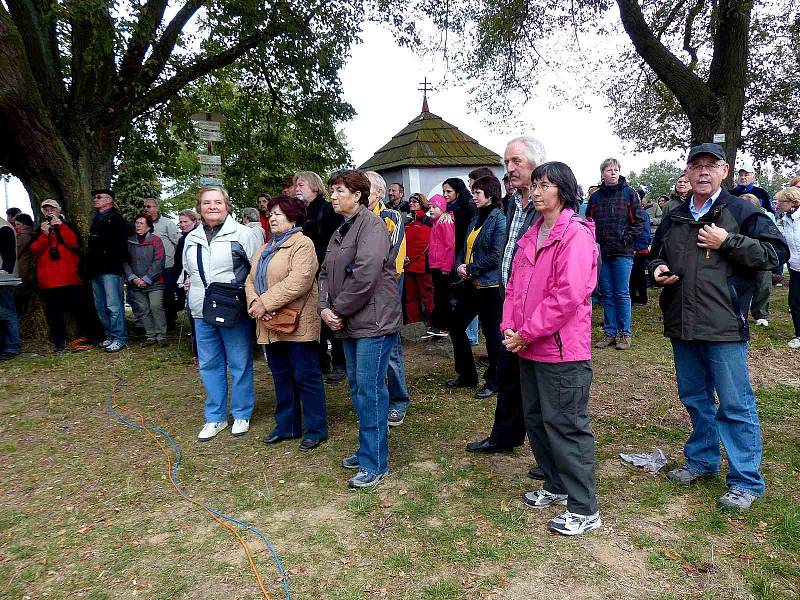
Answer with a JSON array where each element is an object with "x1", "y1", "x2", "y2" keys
[
  {"x1": 264, "y1": 341, "x2": 328, "y2": 441},
  {"x1": 387, "y1": 333, "x2": 409, "y2": 414},
  {"x1": 467, "y1": 316, "x2": 479, "y2": 345},
  {"x1": 671, "y1": 339, "x2": 765, "y2": 495},
  {"x1": 91, "y1": 274, "x2": 127, "y2": 344},
  {"x1": 342, "y1": 334, "x2": 396, "y2": 476},
  {"x1": 194, "y1": 318, "x2": 255, "y2": 423},
  {"x1": 598, "y1": 256, "x2": 633, "y2": 337},
  {"x1": 0, "y1": 287, "x2": 21, "y2": 354}
]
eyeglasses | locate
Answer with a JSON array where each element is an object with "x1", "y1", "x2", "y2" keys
[
  {"x1": 531, "y1": 182, "x2": 556, "y2": 192},
  {"x1": 687, "y1": 163, "x2": 725, "y2": 172}
]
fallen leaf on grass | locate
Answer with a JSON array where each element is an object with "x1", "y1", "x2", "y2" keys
[
  {"x1": 398, "y1": 489, "x2": 408, "y2": 496},
  {"x1": 76, "y1": 524, "x2": 96, "y2": 535}
]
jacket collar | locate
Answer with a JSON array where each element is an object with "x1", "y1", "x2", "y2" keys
[
  {"x1": 530, "y1": 208, "x2": 577, "y2": 249},
  {"x1": 187, "y1": 214, "x2": 238, "y2": 247}
]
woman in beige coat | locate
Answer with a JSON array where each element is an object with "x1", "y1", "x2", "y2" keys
[{"x1": 246, "y1": 195, "x2": 328, "y2": 451}]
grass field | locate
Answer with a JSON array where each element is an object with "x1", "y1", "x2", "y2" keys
[{"x1": 1, "y1": 287, "x2": 798, "y2": 599}]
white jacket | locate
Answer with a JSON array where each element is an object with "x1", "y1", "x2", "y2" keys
[
  {"x1": 781, "y1": 210, "x2": 800, "y2": 271},
  {"x1": 183, "y1": 215, "x2": 260, "y2": 318}
]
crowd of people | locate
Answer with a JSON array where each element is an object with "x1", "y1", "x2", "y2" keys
[{"x1": 0, "y1": 136, "x2": 798, "y2": 535}]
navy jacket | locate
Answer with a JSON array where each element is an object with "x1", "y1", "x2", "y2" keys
[
  {"x1": 457, "y1": 206, "x2": 507, "y2": 287},
  {"x1": 730, "y1": 184, "x2": 774, "y2": 214},
  {"x1": 588, "y1": 176, "x2": 644, "y2": 258}
]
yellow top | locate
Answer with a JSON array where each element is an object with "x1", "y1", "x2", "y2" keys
[
  {"x1": 372, "y1": 202, "x2": 406, "y2": 276},
  {"x1": 465, "y1": 226, "x2": 481, "y2": 266}
]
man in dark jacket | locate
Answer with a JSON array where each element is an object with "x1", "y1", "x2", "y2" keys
[
  {"x1": 730, "y1": 160, "x2": 774, "y2": 214},
  {"x1": 295, "y1": 171, "x2": 346, "y2": 381},
  {"x1": 588, "y1": 159, "x2": 643, "y2": 350},
  {"x1": 86, "y1": 188, "x2": 130, "y2": 352},
  {"x1": 650, "y1": 143, "x2": 788, "y2": 512}
]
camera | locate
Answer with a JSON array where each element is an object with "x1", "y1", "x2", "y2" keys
[
  {"x1": 48, "y1": 246, "x2": 61, "y2": 260},
  {"x1": 45, "y1": 214, "x2": 54, "y2": 222}
]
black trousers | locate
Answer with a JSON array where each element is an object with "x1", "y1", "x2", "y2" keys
[
  {"x1": 629, "y1": 253, "x2": 649, "y2": 305},
  {"x1": 162, "y1": 266, "x2": 178, "y2": 327},
  {"x1": 41, "y1": 284, "x2": 103, "y2": 347},
  {"x1": 448, "y1": 284, "x2": 502, "y2": 387},
  {"x1": 318, "y1": 320, "x2": 345, "y2": 372},
  {"x1": 488, "y1": 347, "x2": 526, "y2": 447},
  {"x1": 790, "y1": 268, "x2": 800, "y2": 337},
  {"x1": 429, "y1": 269, "x2": 452, "y2": 331},
  {"x1": 519, "y1": 358, "x2": 598, "y2": 516}
]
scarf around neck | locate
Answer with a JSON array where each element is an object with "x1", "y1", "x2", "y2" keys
[{"x1": 254, "y1": 227, "x2": 302, "y2": 294}]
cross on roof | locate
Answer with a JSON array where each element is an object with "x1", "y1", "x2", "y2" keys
[{"x1": 418, "y1": 77, "x2": 431, "y2": 112}]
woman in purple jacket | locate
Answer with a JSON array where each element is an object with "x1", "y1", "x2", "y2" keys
[{"x1": 501, "y1": 162, "x2": 600, "y2": 536}]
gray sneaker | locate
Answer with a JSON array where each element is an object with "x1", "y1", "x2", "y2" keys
[
  {"x1": 104, "y1": 340, "x2": 127, "y2": 353},
  {"x1": 342, "y1": 453, "x2": 360, "y2": 470},
  {"x1": 522, "y1": 489, "x2": 568, "y2": 509},
  {"x1": 717, "y1": 488, "x2": 757, "y2": 511},
  {"x1": 388, "y1": 409, "x2": 405, "y2": 427},
  {"x1": 666, "y1": 466, "x2": 712, "y2": 485},
  {"x1": 97, "y1": 338, "x2": 113, "y2": 348}
]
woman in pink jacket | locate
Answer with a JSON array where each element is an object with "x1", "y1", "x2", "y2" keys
[
  {"x1": 426, "y1": 194, "x2": 455, "y2": 336},
  {"x1": 501, "y1": 162, "x2": 600, "y2": 537}
]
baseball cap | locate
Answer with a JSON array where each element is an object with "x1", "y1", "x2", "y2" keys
[
  {"x1": 41, "y1": 199, "x2": 61, "y2": 211},
  {"x1": 687, "y1": 143, "x2": 726, "y2": 162},
  {"x1": 737, "y1": 160, "x2": 755, "y2": 173},
  {"x1": 91, "y1": 188, "x2": 115, "y2": 200}
]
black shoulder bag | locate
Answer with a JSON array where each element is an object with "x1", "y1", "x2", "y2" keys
[{"x1": 196, "y1": 245, "x2": 248, "y2": 328}]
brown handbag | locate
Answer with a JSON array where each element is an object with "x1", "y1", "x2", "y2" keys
[{"x1": 261, "y1": 291, "x2": 310, "y2": 334}]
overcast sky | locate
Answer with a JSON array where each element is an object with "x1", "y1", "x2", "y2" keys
[{"x1": 2, "y1": 18, "x2": 687, "y2": 217}]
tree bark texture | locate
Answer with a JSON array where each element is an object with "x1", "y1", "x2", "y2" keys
[{"x1": 616, "y1": 0, "x2": 753, "y2": 178}]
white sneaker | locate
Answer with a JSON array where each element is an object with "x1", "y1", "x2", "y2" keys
[
  {"x1": 789, "y1": 337, "x2": 800, "y2": 349},
  {"x1": 198, "y1": 421, "x2": 228, "y2": 441},
  {"x1": 755, "y1": 319, "x2": 769, "y2": 327},
  {"x1": 104, "y1": 340, "x2": 127, "y2": 352},
  {"x1": 97, "y1": 338, "x2": 113, "y2": 348},
  {"x1": 231, "y1": 419, "x2": 250, "y2": 437},
  {"x1": 522, "y1": 489, "x2": 568, "y2": 509},
  {"x1": 548, "y1": 510, "x2": 602, "y2": 536}
]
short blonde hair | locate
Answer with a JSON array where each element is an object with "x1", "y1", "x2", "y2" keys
[
  {"x1": 195, "y1": 186, "x2": 232, "y2": 217},
  {"x1": 739, "y1": 193, "x2": 761, "y2": 208},
  {"x1": 294, "y1": 171, "x2": 325, "y2": 196},
  {"x1": 775, "y1": 186, "x2": 800, "y2": 208},
  {"x1": 789, "y1": 176, "x2": 800, "y2": 188}
]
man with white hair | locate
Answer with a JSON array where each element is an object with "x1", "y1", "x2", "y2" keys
[
  {"x1": 242, "y1": 207, "x2": 267, "y2": 244},
  {"x1": 466, "y1": 136, "x2": 547, "y2": 475},
  {"x1": 365, "y1": 171, "x2": 410, "y2": 427},
  {"x1": 730, "y1": 160, "x2": 774, "y2": 215}
]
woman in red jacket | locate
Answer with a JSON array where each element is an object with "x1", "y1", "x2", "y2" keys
[
  {"x1": 404, "y1": 193, "x2": 434, "y2": 324},
  {"x1": 29, "y1": 199, "x2": 101, "y2": 352}
]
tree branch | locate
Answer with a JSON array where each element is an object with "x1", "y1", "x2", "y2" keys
[
  {"x1": 6, "y1": 0, "x2": 66, "y2": 111},
  {"x1": 117, "y1": 27, "x2": 280, "y2": 124},
  {"x1": 654, "y1": 0, "x2": 689, "y2": 39},
  {"x1": 133, "y1": 0, "x2": 204, "y2": 93},
  {"x1": 68, "y1": 1, "x2": 117, "y2": 119},
  {"x1": 682, "y1": 0, "x2": 704, "y2": 67},
  {"x1": 117, "y1": 0, "x2": 170, "y2": 88},
  {"x1": 615, "y1": 0, "x2": 713, "y2": 119}
]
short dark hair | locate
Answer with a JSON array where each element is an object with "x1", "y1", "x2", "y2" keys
[
  {"x1": 471, "y1": 175, "x2": 502, "y2": 207},
  {"x1": 6, "y1": 207, "x2": 21, "y2": 219},
  {"x1": 14, "y1": 213, "x2": 33, "y2": 227},
  {"x1": 134, "y1": 212, "x2": 154, "y2": 232},
  {"x1": 281, "y1": 175, "x2": 295, "y2": 188},
  {"x1": 390, "y1": 182, "x2": 404, "y2": 194},
  {"x1": 327, "y1": 170, "x2": 371, "y2": 206},
  {"x1": 531, "y1": 162, "x2": 581, "y2": 213},
  {"x1": 257, "y1": 193, "x2": 271, "y2": 201},
  {"x1": 469, "y1": 167, "x2": 495, "y2": 181},
  {"x1": 268, "y1": 195, "x2": 307, "y2": 226}
]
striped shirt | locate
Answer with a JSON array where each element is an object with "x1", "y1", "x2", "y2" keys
[{"x1": 501, "y1": 192, "x2": 535, "y2": 286}]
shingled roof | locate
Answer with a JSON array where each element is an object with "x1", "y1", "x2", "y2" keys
[{"x1": 359, "y1": 108, "x2": 503, "y2": 171}]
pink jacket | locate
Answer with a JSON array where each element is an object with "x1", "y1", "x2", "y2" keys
[
  {"x1": 428, "y1": 213, "x2": 455, "y2": 272},
  {"x1": 501, "y1": 208, "x2": 598, "y2": 363}
]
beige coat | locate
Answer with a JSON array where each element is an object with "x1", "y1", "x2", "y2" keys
[{"x1": 245, "y1": 232, "x2": 320, "y2": 344}]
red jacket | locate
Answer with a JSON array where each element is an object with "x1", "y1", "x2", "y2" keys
[
  {"x1": 404, "y1": 212, "x2": 432, "y2": 273},
  {"x1": 259, "y1": 213, "x2": 271, "y2": 242},
  {"x1": 29, "y1": 223, "x2": 83, "y2": 289}
]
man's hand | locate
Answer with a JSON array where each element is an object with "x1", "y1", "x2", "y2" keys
[
  {"x1": 653, "y1": 264, "x2": 679, "y2": 286},
  {"x1": 133, "y1": 277, "x2": 147, "y2": 288},
  {"x1": 321, "y1": 308, "x2": 343, "y2": 331},
  {"x1": 49, "y1": 215, "x2": 62, "y2": 226},
  {"x1": 41, "y1": 221, "x2": 51, "y2": 234},
  {"x1": 456, "y1": 264, "x2": 468, "y2": 279},
  {"x1": 697, "y1": 223, "x2": 728, "y2": 250}
]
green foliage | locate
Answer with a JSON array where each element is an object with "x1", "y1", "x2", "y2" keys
[{"x1": 627, "y1": 161, "x2": 684, "y2": 199}]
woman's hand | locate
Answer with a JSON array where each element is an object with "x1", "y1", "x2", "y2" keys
[
  {"x1": 456, "y1": 264, "x2": 468, "y2": 279},
  {"x1": 502, "y1": 329, "x2": 528, "y2": 354},
  {"x1": 133, "y1": 277, "x2": 147, "y2": 288},
  {"x1": 249, "y1": 302, "x2": 267, "y2": 320},
  {"x1": 321, "y1": 308, "x2": 343, "y2": 331}
]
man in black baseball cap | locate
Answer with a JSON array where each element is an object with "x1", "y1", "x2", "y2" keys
[{"x1": 649, "y1": 141, "x2": 788, "y2": 511}]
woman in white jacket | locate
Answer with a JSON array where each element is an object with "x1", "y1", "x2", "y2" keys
[
  {"x1": 183, "y1": 187, "x2": 261, "y2": 440},
  {"x1": 775, "y1": 187, "x2": 800, "y2": 349}
]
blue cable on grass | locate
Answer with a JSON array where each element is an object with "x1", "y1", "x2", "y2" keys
[{"x1": 106, "y1": 370, "x2": 291, "y2": 600}]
